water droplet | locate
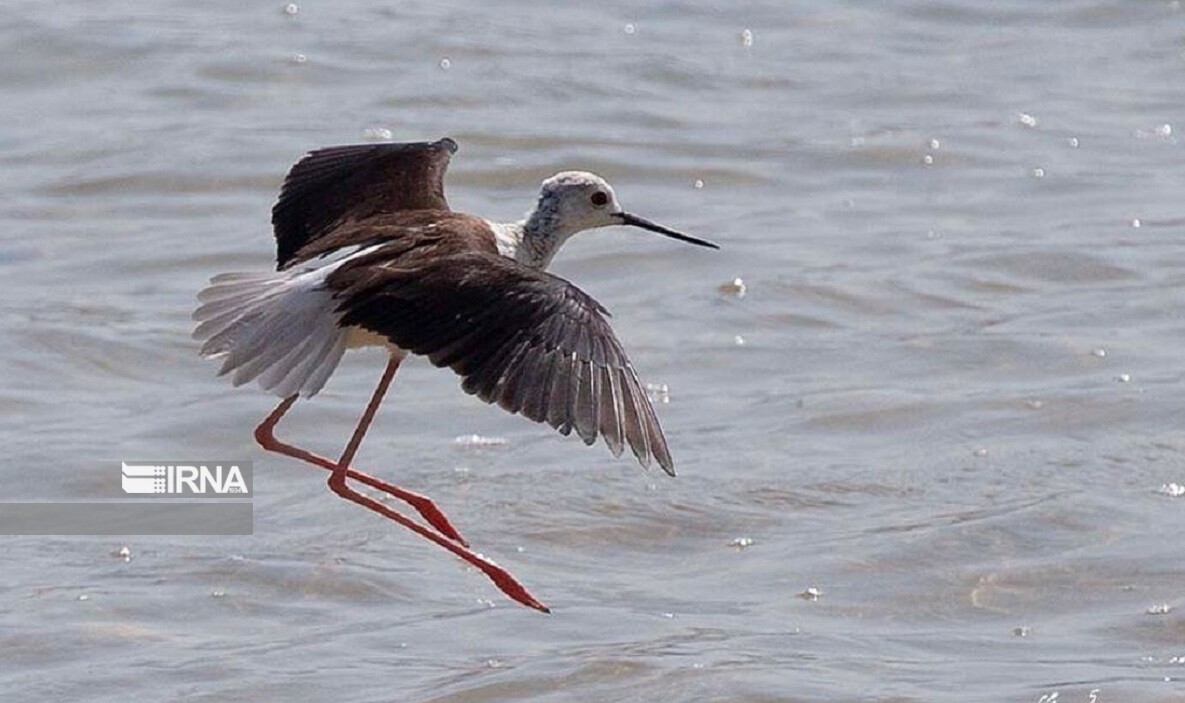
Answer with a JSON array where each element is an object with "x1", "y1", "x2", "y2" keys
[
  {"x1": 800, "y1": 586, "x2": 822, "y2": 601},
  {"x1": 1131, "y1": 218, "x2": 1141, "y2": 228},
  {"x1": 718, "y1": 276, "x2": 746, "y2": 298},
  {"x1": 1158, "y1": 482, "x2": 1185, "y2": 498},
  {"x1": 1025, "y1": 399, "x2": 1044, "y2": 410},
  {"x1": 1031, "y1": 167, "x2": 1045, "y2": 178},
  {"x1": 117, "y1": 546, "x2": 132, "y2": 562},
  {"x1": 453, "y1": 434, "x2": 507, "y2": 447},
  {"x1": 1068, "y1": 137, "x2": 1079, "y2": 148},
  {"x1": 439, "y1": 57, "x2": 451, "y2": 70},
  {"x1": 363, "y1": 127, "x2": 393, "y2": 141},
  {"x1": 929, "y1": 138, "x2": 941, "y2": 149},
  {"x1": 922, "y1": 154, "x2": 934, "y2": 165},
  {"x1": 1013, "y1": 626, "x2": 1030, "y2": 637},
  {"x1": 1135, "y1": 123, "x2": 1174, "y2": 140},
  {"x1": 728, "y1": 536, "x2": 754, "y2": 548},
  {"x1": 293, "y1": 53, "x2": 307, "y2": 64},
  {"x1": 1018, "y1": 113, "x2": 1037, "y2": 128},
  {"x1": 734, "y1": 335, "x2": 746, "y2": 347},
  {"x1": 973, "y1": 448, "x2": 989, "y2": 457},
  {"x1": 283, "y1": 3, "x2": 299, "y2": 15},
  {"x1": 78, "y1": 594, "x2": 90, "y2": 601},
  {"x1": 645, "y1": 383, "x2": 670, "y2": 404},
  {"x1": 740, "y1": 29, "x2": 754, "y2": 47},
  {"x1": 1116, "y1": 373, "x2": 1131, "y2": 383},
  {"x1": 1091, "y1": 348, "x2": 1107, "y2": 358},
  {"x1": 1148, "y1": 603, "x2": 1173, "y2": 615},
  {"x1": 662, "y1": 612, "x2": 675, "y2": 618},
  {"x1": 211, "y1": 589, "x2": 226, "y2": 598},
  {"x1": 623, "y1": 23, "x2": 636, "y2": 35},
  {"x1": 693, "y1": 179, "x2": 704, "y2": 189}
]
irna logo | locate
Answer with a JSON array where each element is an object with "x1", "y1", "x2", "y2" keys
[{"x1": 121, "y1": 462, "x2": 252, "y2": 496}]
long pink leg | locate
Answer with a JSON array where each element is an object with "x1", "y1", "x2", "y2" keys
[
  {"x1": 253, "y1": 360, "x2": 466, "y2": 545},
  {"x1": 335, "y1": 354, "x2": 400, "y2": 470},
  {"x1": 256, "y1": 356, "x2": 550, "y2": 613},
  {"x1": 327, "y1": 462, "x2": 550, "y2": 613}
]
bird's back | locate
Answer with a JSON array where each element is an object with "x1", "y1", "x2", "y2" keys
[{"x1": 284, "y1": 210, "x2": 501, "y2": 268}]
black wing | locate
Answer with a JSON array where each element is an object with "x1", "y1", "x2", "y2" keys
[
  {"x1": 327, "y1": 248, "x2": 675, "y2": 475},
  {"x1": 271, "y1": 138, "x2": 457, "y2": 270}
]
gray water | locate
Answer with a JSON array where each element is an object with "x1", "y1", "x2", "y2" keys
[{"x1": 2, "y1": 1, "x2": 1184, "y2": 701}]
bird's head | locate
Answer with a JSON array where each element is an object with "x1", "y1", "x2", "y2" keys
[{"x1": 530, "y1": 171, "x2": 719, "y2": 249}]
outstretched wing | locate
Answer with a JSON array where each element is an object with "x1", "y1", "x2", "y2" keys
[
  {"x1": 271, "y1": 138, "x2": 457, "y2": 270},
  {"x1": 327, "y1": 246, "x2": 675, "y2": 475}
]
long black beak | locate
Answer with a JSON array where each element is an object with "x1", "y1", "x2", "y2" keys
[{"x1": 615, "y1": 212, "x2": 720, "y2": 250}]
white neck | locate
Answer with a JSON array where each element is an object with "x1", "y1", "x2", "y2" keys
[{"x1": 486, "y1": 208, "x2": 580, "y2": 271}]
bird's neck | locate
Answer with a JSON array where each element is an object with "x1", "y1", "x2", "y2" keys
[{"x1": 490, "y1": 207, "x2": 579, "y2": 271}]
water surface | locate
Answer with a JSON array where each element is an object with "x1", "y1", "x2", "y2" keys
[{"x1": 2, "y1": 1, "x2": 1183, "y2": 701}]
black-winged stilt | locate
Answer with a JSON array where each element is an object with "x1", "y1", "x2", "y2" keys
[{"x1": 193, "y1": 138, "x2": 718, "y2": 611}]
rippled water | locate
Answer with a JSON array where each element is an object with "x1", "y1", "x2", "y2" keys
[{"x1": 2, "y1": 1, "x2": 1184, "y2": 701}]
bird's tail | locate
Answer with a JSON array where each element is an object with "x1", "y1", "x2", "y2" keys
[{"x1": 192, "y1": 269, "x2": 347, "y2": 398}]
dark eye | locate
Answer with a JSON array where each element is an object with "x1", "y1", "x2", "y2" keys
[{"x1": 590, "y1": 191, "x2": 609, "y2": 206}]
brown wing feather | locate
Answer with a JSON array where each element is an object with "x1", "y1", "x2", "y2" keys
[
  {"x1": 271, "y1": 138, "x2": 457, "y2": 270},
  {"x1": 326, "y1": 246, "x2": 675, "y2": 475}
]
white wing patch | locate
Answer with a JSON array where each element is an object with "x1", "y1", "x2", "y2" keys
[{"x1": 192, "y1": 247, "x2": 378, "y2": 398}]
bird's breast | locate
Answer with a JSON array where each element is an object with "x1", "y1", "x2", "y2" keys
[{"x1": 344, "y1": 325, "x2": 406, "y2": 357}]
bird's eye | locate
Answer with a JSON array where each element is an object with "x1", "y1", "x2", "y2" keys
[{"x1": 590, "y1": 191, "x2": 609, "y2": 206}]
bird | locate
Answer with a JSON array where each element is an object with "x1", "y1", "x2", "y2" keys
[{"x1": 192, "y1": 137, "x2": 718, "y2": 612}]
